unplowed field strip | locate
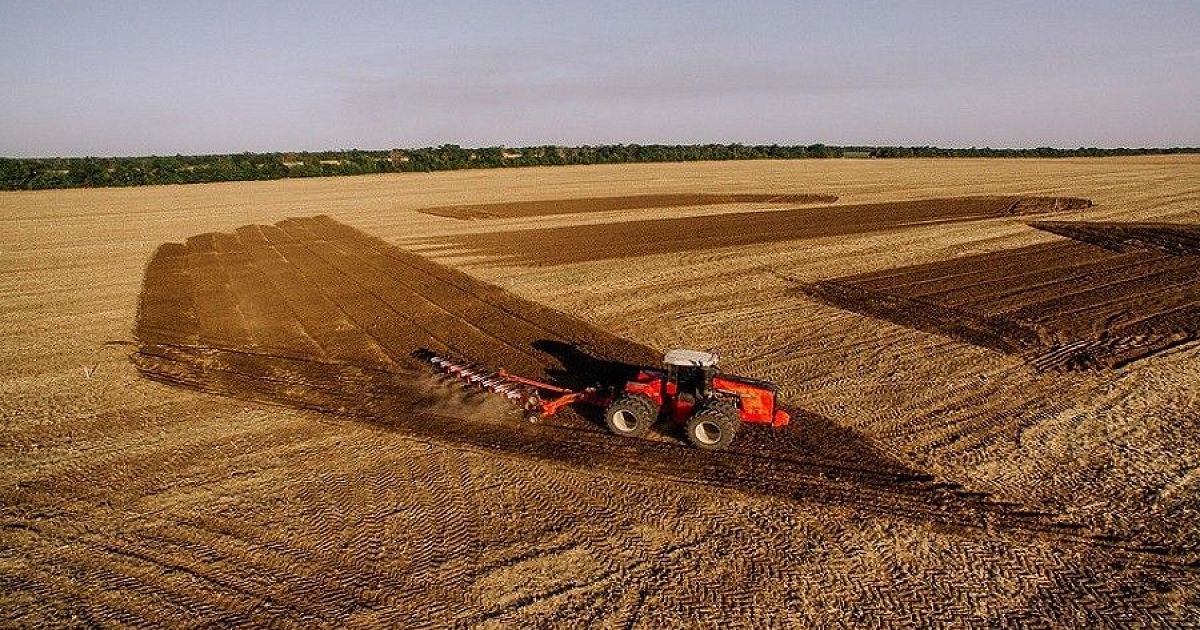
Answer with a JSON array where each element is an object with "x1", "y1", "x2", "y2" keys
[
  {"x1": 128, "y1": 215, "x2": 1196, "y2": 567},
  {"x1": 414, "y1": 196, "x2": 1091, "y2": 265},
  {"x1": 800, "y1": 223, "x2": 1200, "y2": 370},
  {"x1": 416, "y1": 192, "x2": 839, "y2": 219}
]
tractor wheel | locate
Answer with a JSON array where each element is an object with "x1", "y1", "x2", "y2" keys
[
  {"x1": 603, "y1": 395, "x2": 658, "y2": 438},
  {"x1": 686, "y1": 400, "x2": 739, "y2": 451}
]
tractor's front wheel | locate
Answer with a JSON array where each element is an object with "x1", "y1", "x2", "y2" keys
[
  {"x1": 686, "y1": 401, "x2": 739, "y2": 450},
  {"x1": 603, "y1": 395, "x2": 658, "y2": 438}
]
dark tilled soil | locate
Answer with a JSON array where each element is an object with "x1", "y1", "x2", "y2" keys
[
  {"x1": 800, "y1": 224, "x2": 1200, "y2": 370},
  {"x1": 414, "y1": 197, "x2": 1092, "y2": 265},
  {"x1": 1031, "y1": 221, "x2": 1200, "y2": 255},
  {"x1": 416, "y1": 193, "x2": 839, "y2": 219}
]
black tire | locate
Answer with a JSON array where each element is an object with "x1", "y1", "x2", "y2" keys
[
  {"x1": 603, "y1": 394, "x2": 658, "y2": 438},
  {"x1": 686, "y1": 400, "x2": 740, "y2": 450}
]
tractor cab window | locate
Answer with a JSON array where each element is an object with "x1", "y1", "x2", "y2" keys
[{"x1": 668, "y1": 364, "x2": 712, "y2": 397}]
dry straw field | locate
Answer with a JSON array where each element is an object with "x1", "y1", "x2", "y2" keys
[{"x1": 3, "y1": 156, "x2": 1199, "y2": 626}]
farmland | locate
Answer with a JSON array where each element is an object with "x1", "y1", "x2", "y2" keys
[
  {"x1": 415, "y1": 192, "x2": 839, "y2": 219},
  {"x1": 418, "y1": 196, "x2": 1091, "y2": 265},
  {"x1": 801, "y1": 222, "x2": 1200, "y2": 370},
  {"x1": 3, "y1": 156, "x2": 1200, "y2": 626}
]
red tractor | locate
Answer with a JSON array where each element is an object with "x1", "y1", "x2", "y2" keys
[
  {"x1": 424, "y1": 348, "x2": 789, "y2": 450},
  {"x1": 602, "y1": 349, "x2": 789, "y2": 450}
]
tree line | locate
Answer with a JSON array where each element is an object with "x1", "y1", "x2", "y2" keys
[{"x1": 1, "y1": 144, "x2": 1195, "y2": 191}]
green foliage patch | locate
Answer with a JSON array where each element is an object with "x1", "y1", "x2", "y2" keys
[{"x1": 2, "y1": 144, "x2": 1195, "y2": 191}]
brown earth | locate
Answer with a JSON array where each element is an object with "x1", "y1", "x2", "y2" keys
[
  {"x1": 417, "y1": 192, "x2": 839, "y2": 219},
  {"x1": 129, "y1": 215, "x2": 1197, "y2": 565},
  {"x1": 800, "y1": 223, "x2": 1200, "y2": 370},
  {"x1": 127, "y1": 216, "x2": 966, "y2": 486},
  {"x1": 4, "y1": 157, "x2": 1199, "y2": 626},
  {"x1": 1031, "y1": 220, "x2": 1200, "y2": 255},
  {"x1": 416, "y1": 196, "x2": 1091, "y2": 265},
  {"x1": 134, "y1": 215, "x2": 655, "y2": 384},
  {"x1": 134, "y1": 215, "x2": 930, "y2": 479}
]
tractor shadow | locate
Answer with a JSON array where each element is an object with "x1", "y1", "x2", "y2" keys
[
  {"x1": 533, "y1": 339, "x2": 929, "y2": 481},
  {"x1": 533, "y1": 338, "x2": 674, "y2": 434}
]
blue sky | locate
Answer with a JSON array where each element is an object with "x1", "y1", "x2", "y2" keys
[{"x1": 2, "y1": 1, "x2": 1198, "y2": 156}]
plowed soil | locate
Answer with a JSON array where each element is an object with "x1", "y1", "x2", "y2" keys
[
  {"x1": 130, "y1": 216, "x2": 959, "y2": 485},
  {"x1": 1031, "y1": 220, "x2": 1200, "y2": 255},
  {"x1": 134, "y1": 216, "x2": 655, "y2": 385},
  {"x1": 801, "y1": 223, "x2": 1200, "y2": 370},
  {"x1": 417, "y1": 196, "x2": 1091, "y2": 265},
  {"x1": 5, "y1": 157, "x2": 1199, "y2": 627},
  {"x1": 417, "y1": 192, "x2": 838, "y2": 219}
]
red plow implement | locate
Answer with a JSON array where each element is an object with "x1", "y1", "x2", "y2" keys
[{"x1": 422, "y1": 351, "x2": 612, "y2": 422}]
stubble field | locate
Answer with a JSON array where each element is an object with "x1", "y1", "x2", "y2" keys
[{"x1": 3, "y1": 156, "x2": 1199, "y2": 627}]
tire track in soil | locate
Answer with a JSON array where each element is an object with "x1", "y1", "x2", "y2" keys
[
  {"x1": 15, "y1": 518, "x2": 462, "y2": 627},
  {"x1": 798, "y1": 223, "x2": 1200, "y2": 371},
  {"x1": 126, "y1": 215, "x2": 1198, "y2": 571},
  {"x1": 410, "y1": 196, "x2": 1092, "y2": 265}
]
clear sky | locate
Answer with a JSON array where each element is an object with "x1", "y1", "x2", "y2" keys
[{"x1": 2, "y1": 1, "x2": 1198, "y2": 157}]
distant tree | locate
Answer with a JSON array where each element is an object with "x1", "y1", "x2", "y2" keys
[{"x1": 0, "y1": 144, "x2": 1196, "y2": 190}]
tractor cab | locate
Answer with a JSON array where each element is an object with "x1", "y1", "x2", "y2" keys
[{"x1": 663, "y1": 349, "x2": 717, "y2": 399}]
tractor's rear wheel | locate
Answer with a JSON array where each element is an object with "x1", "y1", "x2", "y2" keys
[
  {"x1": 686, "y1": 400, "x2": 739, "y2": 450},
  {"x1": 603, "y1": 394, "x2": 658, "y2": 438}
]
